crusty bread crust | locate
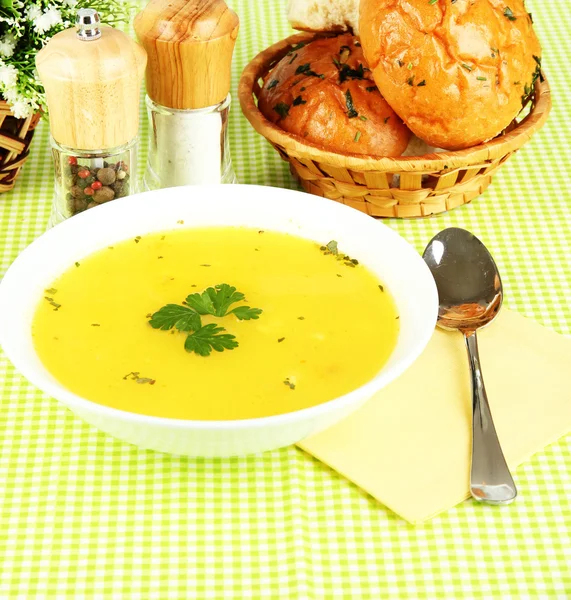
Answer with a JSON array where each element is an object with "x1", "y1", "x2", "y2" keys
[
  {"x1": 289, "y1": 22, "x2": 347, "y2": 34},
  {"x1": 258, "y1": 34, "x2": 411, "y2": 156},
  {"x1": 360, "y1": 0, "x2": 542, "y2": 149},
  {"x1": 288, "y1": 0, "x2": 360, "y2": 35}
]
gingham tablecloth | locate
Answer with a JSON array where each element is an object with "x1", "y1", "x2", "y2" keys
[{"x1": 1, "y1": 1, "x2": 570, "y2": 598}]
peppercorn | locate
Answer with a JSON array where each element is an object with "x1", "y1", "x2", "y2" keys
[
  {"x1": 93, "y1": 186, "x2": 115, "y2": 203},
  {"x1": 74, "y1": 198, "x2": 88, "y2": 213},
  {"x1": 96, "y1": 168, "x2": 116, "y2": 185},
  {"x1": 70, "y1": 185, "x2": 84, "y2": 199}
]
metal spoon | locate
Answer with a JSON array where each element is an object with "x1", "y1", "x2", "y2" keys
[{"x1": 423, "y1": 227, "x2": 517, "y2": 505}]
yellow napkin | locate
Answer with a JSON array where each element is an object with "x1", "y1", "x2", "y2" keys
[{"x1": 298, "y1": 309, "x2": 571, "y2": 524}]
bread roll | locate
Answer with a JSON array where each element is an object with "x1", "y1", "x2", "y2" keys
[
  {"x1": 360, "y1": 0, "x2": 542, "y2": 149},
  {"x1": 258, "y1": 34, "x2": 411, "y2": 157},
  {"x1": 288, "y1": 0, "x2": 360, "y2": 35}
]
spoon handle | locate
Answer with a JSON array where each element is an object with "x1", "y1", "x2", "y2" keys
[{"x1": 464, "y1": 331, "x2": 517, "y2": 504}]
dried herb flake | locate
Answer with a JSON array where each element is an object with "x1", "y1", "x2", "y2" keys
[
  {"x1": 123, "y1": 371, "x2": 156, "y2": 385},
  {"x1": 503, "y1": 6, "x2": 516, "y2": 20},
  {"x1": 344, "y1": 90, "x2": 358, "y2": 118},
  {"x1": 295, "y1": 63, "x2": 325, "y2": 79},
  {"x1": 283, "y1": 378, "x2": 296, "y2": 390},
  {"x1": 287, "y1": 41, "x2": 308, "y2": 55},
  {"x1": 338, "y1": 62, "x2": 365, "y2": 83},
  {"x1": 273, "y1": 102, "x2": 290, "y2": 119}
]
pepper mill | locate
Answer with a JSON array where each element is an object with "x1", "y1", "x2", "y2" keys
[
  {"x1": 134, "y1": 0, "x2": 239, "y2": 190},
  {"x1": 36, "y1": 9, "x2": 147, "y2": 225}
]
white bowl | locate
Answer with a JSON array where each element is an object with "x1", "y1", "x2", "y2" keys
[{"x1": 0, "y1": 184, "x2": 437, "y2": 457}]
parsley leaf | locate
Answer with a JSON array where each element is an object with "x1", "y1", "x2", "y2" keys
[
  {"x1": 209, "y1": 284, "x2": 246, "y2": 316},
  {"x1": 185, "y1": 284, "x2": 246, "y2": 317},
  {"x1": 184, "y1": 290, "x2": 216, "y2": 315},
  {"x1": 184, "y1": 324, "x2": 238, "y2": 357},
  {"x1": 231, "y1": 306, "x2": 263, "y2": 320},
  {"x1": 149, "y1": 304, "x2": 202, "y2": 331},
  {"x1": 149, "y1": 285, "x2": 262, "y2": 356}
]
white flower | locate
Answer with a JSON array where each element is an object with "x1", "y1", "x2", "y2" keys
[
  {"x1": 1, "y1": 85, "x2": 34, "y2": 118},
  {"x1": 0, "y1": 33, "x2": 17, "y2": 59},
  {"x1": 9, "y1": 98, "x2": 34, "y2": 119},
  {"x1": 2, "y1": 86, "x2": 17, "y2": 101},
  {"x1": 63, "y1": 0, "x2": 78, "y2": 7},
  {"x1": 0, "y1": 15, "x2": 18, "y2": 27},
  {"x1": 33, "y1": 8, "x2": 62, "y2": 34},
  {"x1": 26, "y1": 5, "x2": 43, "y2": 22},
  {"x1": 0, "y1": 63, "x2": 18, "y2": 88}
]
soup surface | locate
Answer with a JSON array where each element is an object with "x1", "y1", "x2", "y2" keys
[{"x1": 33, "y1": 227, "x2": 399, "y2": 420}]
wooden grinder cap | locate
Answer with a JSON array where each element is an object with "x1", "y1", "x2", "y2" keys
[
  {"x1": 134, "y1": 0, "x2": 239, "y2": 110},
  {"x1": 36, "y1": 11, "x2": 147, "y2": 150}
]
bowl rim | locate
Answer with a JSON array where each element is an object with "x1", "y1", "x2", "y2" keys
[
  {"x1": 0, "y1": 184, "x2": 439, "y2": 430},
  {"x1": 238, "y1": 31, "x2": 552, "y2": 171}
]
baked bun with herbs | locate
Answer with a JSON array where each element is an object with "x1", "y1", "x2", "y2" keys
[
  {"x1": 258, "y1": 33, "x2": 411, "y2": 156},
  {"x1": 359, "y1": 0, "x2": 542, "y2": 150}
]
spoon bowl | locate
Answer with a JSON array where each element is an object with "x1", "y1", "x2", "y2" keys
[
  {"x1": 423, "y1": 228, "x2": 503, "y2": 333},
  {"x1": 423, "y1": 227, "x2": 517, "y2": 505}
]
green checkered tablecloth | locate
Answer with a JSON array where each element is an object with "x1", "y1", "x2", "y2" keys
[{"x1": 1, "y1": 1, "x2": 570, "y2": 597}]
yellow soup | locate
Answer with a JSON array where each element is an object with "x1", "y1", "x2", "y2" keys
[{"x1": 33, "y1": 228, "x2": 399, "y2": 420}]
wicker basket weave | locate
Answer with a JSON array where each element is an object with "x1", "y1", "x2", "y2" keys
[
  {"x1": 0, "y1": 99, "x2": 41, "y2": 194},
  {"x1": 239, "y1": 32, "x2": 552, "y2": 218}
]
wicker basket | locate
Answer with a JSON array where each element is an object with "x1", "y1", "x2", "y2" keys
[
  {"x1": 239, "y1": 32, "x2": 552, "y2": 218},
  {"x1": 0, "y1": 99, "x2": 41, "y2": 194}
]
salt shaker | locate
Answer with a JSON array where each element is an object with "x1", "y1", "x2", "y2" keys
[
  {"x1": 36, "y1": 9, "x2": 147, "y2": 225},
  {"x1": 134, "y1": 0, "x2": 239, "y2": 190}
]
